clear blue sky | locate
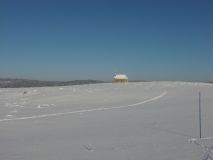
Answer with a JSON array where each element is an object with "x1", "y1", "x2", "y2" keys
[{"x1": 0, "y1": 0, "x2": 212, "y2": 81}]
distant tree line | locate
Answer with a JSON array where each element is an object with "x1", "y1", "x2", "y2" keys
[{"x1": 0, "y1": 78, "x2": 104, "y2": 88}]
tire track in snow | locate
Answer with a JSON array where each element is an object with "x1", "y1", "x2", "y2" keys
[{"x1": 0, "y1": 91, "x2": 167, "y2": 122}]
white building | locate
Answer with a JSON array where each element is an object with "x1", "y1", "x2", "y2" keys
[{"x1": 113, "y1": 74, "x2": 128, "y2": 83}]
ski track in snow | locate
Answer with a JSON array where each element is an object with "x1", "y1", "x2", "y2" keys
[{"x1": 0, "y1": 91, "x2": 167, "y2": 122}]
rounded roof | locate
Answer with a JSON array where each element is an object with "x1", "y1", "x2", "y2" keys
[{"x1": 113, "y1": 74, "x2": 128, "y2": 80}]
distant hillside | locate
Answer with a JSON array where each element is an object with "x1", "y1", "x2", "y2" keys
[{"x1": 0, "y1": 78, "x2": 104, "y2": 88}]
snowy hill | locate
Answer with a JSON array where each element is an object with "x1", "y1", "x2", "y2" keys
[{"x1": 0, "y1": 82, "x2": 213, "y2": 160}]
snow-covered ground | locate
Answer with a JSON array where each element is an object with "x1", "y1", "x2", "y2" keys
[{"x1": 0, "y1": 82, "x2": 213, "y2": 160}]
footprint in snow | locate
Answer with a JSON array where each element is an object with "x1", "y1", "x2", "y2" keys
[
  {"x1": 6, "y1": 115, "x2": 14, "y2": 118},
  {"x1": 37, "y1": 104, "x2": 56, "y2": 109},
  {"x1": 83, "y1": 144, "x2": 94, "y2": 152}
]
